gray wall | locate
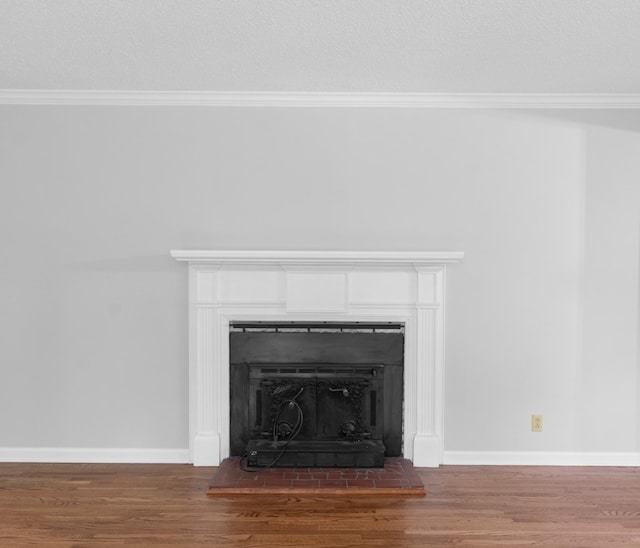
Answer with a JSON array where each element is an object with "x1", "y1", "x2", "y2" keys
[{"x1": 1, "y1": 105, "x2": 638, "y2": 458}]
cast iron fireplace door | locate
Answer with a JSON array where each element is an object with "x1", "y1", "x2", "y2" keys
[{"x1": 246, "y1": 364, "x2": 385, "y2": 467}]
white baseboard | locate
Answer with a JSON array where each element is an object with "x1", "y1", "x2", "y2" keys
[
  {"x1": 4, "y1": 448, "x2": 638, "y2": 467},
  {"x1": 444, "y1": 451, "x2": 640, "y2": 466},
  {"x1": 0, "y1": 447, "x2": 191, "y2": 464}
]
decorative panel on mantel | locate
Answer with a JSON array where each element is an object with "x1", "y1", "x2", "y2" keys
[
  {"x1": 171, "y1": 250, "x2": 463, "y2": 467},
  {"x1": 286, "y1": 271, "x2": 348, "y2": 312}
]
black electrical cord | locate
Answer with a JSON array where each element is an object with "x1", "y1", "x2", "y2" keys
[{"x1": 239, "y1": 387, "x2": 304, "y2": 472}]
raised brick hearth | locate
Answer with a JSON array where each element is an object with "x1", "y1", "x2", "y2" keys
[{"x1": 207, "y1": 457, "x2": 425, "y2": 496}]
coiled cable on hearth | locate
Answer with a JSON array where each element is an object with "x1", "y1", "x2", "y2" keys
[{"x1": 239, "y1": 386, "x2": 304, "y2": 472}]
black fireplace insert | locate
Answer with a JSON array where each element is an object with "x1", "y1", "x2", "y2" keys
[{"x1": 230, "y1": 322, "x2": 404, "y2": 468}]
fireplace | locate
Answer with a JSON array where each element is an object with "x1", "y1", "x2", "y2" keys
[
  {"x1": 170, "y1": 250, "x2": 463, "y2": 467},
  {"x1": 229, "y1": 322, "x2": 403, "y2": 467}
]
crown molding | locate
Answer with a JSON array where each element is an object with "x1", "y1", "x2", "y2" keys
[{"x1": 2, "y1": 90, "x2": 640, "y2": 108}]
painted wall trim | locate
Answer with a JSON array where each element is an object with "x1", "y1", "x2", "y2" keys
[
  {"x1": 0, "y1": 448, "x2": 191, "y2": 464},
  {"x1": 444, "y1": 451, "x2": 640, "y2": 466},
  {"x1": 4, "y1": 448, "x2": 638, "y2": 466},
  {"x1": 4, "y1": 448, "x2": 637, "y2": 466},
  {"x1": 2, "y1": 90, "x2": 640, "y2": 109}
]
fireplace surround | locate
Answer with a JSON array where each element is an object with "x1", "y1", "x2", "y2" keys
[{"x1": 171, "y1": 250, "x2": 463, "y2": 467}]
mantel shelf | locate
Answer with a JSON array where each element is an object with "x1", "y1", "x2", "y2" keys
[{"x1": 170, "y1": 250, "x2": 464, "y2": 267}]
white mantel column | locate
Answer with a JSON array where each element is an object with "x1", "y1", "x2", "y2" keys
[
  {"x1": 412, "y1": 266, "x2": 447, "y2": 467},
  {"x1": 190, "y1": 265, "x2": 224, "y2": 466}
]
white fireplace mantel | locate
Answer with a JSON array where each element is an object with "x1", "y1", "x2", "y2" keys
[{"x1": 171, "y1": 249, "x2": 463, "y2": 467}]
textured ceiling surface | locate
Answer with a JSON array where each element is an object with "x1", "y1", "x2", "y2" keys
[{"x1": 1, "y1": 0, "x2": 639, "y2": 93}]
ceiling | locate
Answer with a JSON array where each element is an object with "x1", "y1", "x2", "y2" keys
[{"x1": 1, "y1": 0, "x2": 639, "y2": 95}]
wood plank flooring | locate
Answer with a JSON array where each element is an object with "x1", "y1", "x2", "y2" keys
[{"x1": 1, "y1": 463, "x2": 640, "y2": 546}]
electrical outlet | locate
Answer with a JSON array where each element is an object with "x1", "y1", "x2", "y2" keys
[{"x1": 531, "y1": 414, "x2": 543, "y2": 432}]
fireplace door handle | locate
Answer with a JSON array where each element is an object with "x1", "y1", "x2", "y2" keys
[{"x1": 329, "y1": 387, "x2": 350, "y2": 397}]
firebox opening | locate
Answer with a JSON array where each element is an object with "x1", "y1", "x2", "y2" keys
[{"x1": 229, "y1": 321, "x2": 404, "y2": 468}]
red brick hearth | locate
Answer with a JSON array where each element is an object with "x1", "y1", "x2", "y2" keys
[{"x1": 207, "y1": 457, "x2": 425, "y2": 496}]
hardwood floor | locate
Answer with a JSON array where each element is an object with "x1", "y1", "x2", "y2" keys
[{"x1": 1, "y1": 463, "x2": 640, "y2": 546}]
